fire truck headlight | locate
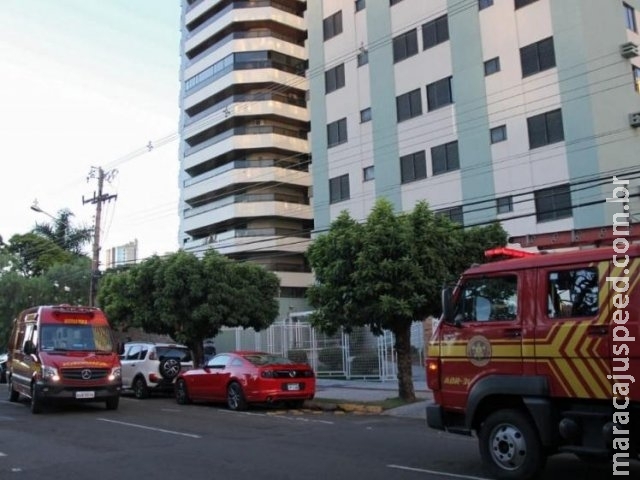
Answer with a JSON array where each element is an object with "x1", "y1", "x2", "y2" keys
[
  {"x1": 109, "y1": 367, "x2": 121, "y2": 382},
  {"x1": 42, "y1": 365, "x2": 60, "y2": 382}
]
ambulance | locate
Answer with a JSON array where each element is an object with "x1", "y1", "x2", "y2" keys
[
  {"x1": 6, "y1": 304, "x2": 122, "y2": 413},
  {"x1": 426, "y1": 226, "x2": 639, "y2": 479}
]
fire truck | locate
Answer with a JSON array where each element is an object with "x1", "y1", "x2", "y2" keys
[{"x1": 426, "y1": 226, "x2": 639, "y2": 479}]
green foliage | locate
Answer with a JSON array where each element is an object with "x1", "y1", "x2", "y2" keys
[
  {"x1": 6, "y1": 233, "x2": 74, "y2": 277},
  {"x1": 306, "y1": 198, "x2": 507, "y2": 400},
  {"x1": 97, "y1": 250, "x2": 281, "y2": 363},
  {"x1": 32, "y1": 208, "x2": 92, "y2": 256}
]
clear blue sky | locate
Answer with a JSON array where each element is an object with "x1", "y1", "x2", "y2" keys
[{"x1": 0, "y1": 0, "x2": 182, "y2": 260}]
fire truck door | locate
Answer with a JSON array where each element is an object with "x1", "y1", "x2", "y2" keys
[{"x1": 439, "y1": 273, "x2": 523, "y2": 409}]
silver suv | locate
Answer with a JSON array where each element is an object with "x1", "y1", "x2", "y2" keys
[{"x1": 120, "y1": 342, "x2": 193, "y2": 399}]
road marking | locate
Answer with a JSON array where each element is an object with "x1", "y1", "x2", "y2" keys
[
  {"x1": 96, "y1": 418, "x2": 201, "y2": 438},
  {"x1": 387, "y1": 465, "x2": 490, "y2": 480}
]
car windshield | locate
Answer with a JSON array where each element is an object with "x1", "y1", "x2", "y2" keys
[
  {"x1": 40, "y1": 325, "x2": 114, "y2": 353},
  {"x1": 243, "y1": 354, "x2": 295, "y2": 366},
  {"x1": 156, "y1": 347, "x2": 192, "y2": 362}
]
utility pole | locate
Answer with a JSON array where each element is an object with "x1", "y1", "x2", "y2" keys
[{"x1": 84, "y1": 167, "x2": 117, "y2": 306}]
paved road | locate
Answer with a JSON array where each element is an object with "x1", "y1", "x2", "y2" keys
[{"x1": 0, "y1": 394, "x2": 634, "y2": 480}]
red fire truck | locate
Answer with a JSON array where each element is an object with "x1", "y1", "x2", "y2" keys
[{"x1": 426, "y1": 226, "x2": 639, "y2": 479}]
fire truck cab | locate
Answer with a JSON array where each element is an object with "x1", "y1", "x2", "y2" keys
[{"x1": 426, "y1": 228, "x2": 639, "y2": 479}]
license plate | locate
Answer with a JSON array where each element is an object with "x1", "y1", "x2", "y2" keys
[
  {"x1": 76, "y1": 391, "x2": 95, "y2": 399},
  {"x1": 286, "y1": 383, "x2": 300, "y2": 391}
]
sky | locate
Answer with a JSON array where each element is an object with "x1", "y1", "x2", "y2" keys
[{"x1": 0, "y1": 0, "x2": 182, "y2": 261}]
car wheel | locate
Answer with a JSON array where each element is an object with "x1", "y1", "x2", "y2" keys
[
  {"x1": 8, "y1": 378, "x2": 19, "y2": 402},
  {"x1": 159, "y1": 358, "x2": 180, "y2": 380},
  {"x1": 105, "y1": 396, "x2": 119, "y2": 410},
  {"x1": 133, "y1": 376, "x2": 149, "y2": 399},
  {"x1": 30, "y1": 383, "x2": 43, "y2": 414},
  {"x1": 227, "y1": 382, "x2": 247, "y2": 411},
  {"x1": 175, "y1": 379, "x2": 190, "y2": 405},
  {"x1": 478, "y1": 409, "x2": 545, "y2": 480}
]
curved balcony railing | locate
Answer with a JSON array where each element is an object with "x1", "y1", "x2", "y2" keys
[
  {"x1": 183, "y1": 192, "x2": 308, "y2": 219},
  {"x1": 183, "y1": 158, "x2": 307, "y2": 187}
]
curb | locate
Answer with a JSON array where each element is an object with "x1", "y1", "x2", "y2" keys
[{"x1": 304, "y1": 400, "x2": 383, "y2": 414}]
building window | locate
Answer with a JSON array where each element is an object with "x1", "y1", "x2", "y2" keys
[
  {"x1": 357, "y1": 50, "x2": 369, "y2": 66},
  {"x1": 496, "y1": 196, "x2": 513, "y2": 214},
  {"x1": 634, "y1": 66, "x2": 640, "y2": 93},
  {"x1": 329, "y1": 174, "x2": 350, "y2": 204},
  {"x1": 323, "y1": 11, "x2": 343, "y2": 41},
  {"x1": 490, "y1": 125, "x2": 507, "y2": 143},
  {"x1": 355, "y1": 0, "x2": 366, "y2": 12},
  {"x1": 360, "y1": 107, "x2": 372, "y2": 123},
  {"x1": 427, "y1": 76, "x2": 453, "y2": 111},
  {"x1": 515, "y1": 0, "x2": 539, "y2": 9},
  {"x1": 624, "y1": 3, "x2": 638, "y2": 32},
  {"x1": 527, "y1": 109, "x2": 564, "y2": 149},
  {"x1": 327, "y1": 118, "x2": 348, "y2": 147},
  {"x1": 520, "y1": 37, "x2": 556, "y2": 77},
  {"x1": 396, "y1": 89, "x2": 423, "y2": 122},
  {"x1": 325, "y1": 64, "x2": 345, "y2": 94},
  {"x1": 484, "y1": 57, "x2": 501, "y2": 76},
  {"x1": 422, "y1": 15, "x2": 449, "y2": 50},
  {"x1": 363, "y1": 166, "x2": 375, "y2": 181},
  {"x1": 431, "y1": 141, "x2": 459, "y2": 175},
  {"x1": 400, "y1": 151, "x2": 427, "y2": 184},
  {"x1": 534, "y1": 184, "x2": 572, "y2": 222},
  {"x1": 437, "y1": 206, "x2": 464, "y2": 225},
  {"x1": 479, "y1": 0, "x2": 494, "y2": 9},
  {"x1": 393, "y1": 29, "x2": 419, "y2": 63}
]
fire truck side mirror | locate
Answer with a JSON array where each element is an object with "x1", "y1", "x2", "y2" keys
[{"x1": 441, "y1": 287, "x2": 453, "y2": 323}]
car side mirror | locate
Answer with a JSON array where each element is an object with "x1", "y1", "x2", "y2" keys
[
  {"x1": 23, "y1": 340, "x2": 36, "y2": 355},
  {"x1": 441, "y1": 287, "x2": 453, "y2": 323},
  {"x1": 117, "y1": 342, "x2": 125, "y2": 355}
]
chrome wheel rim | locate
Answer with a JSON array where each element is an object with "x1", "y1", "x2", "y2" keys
[{"x1": 489, "y1": 423, "x2": 528, "y2": 471}]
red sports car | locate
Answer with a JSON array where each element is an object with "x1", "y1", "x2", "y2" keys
[{"x1": 175, "y1": 351, "x2": 315, "y2": 410}]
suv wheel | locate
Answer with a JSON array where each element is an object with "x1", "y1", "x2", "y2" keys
[
  {"x1": 133, "y1": 376, "x2": 149, "y2": 399},
  {"x1": 30, "y1": 383, "x2": 43, "y2": 414},
  {"x1": 159, "y1": 358, "x2": 180, "y2": 380}
]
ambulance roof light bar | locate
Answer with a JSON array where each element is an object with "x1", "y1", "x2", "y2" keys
[{"x1": 484, "y1": 247, "x2": 540, "y2": 260}]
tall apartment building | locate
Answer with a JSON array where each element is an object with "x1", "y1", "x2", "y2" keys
[
  {"x1": 178, "y1": 0, "x2": 313, "y2": 316},
  {"x1": 307, "y1": 0, "x2": 640, "y2": 238}
]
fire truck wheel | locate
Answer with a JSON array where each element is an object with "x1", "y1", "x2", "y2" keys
[{"x1": 479, "y1": 409, "x2": 545, "y2": 480}]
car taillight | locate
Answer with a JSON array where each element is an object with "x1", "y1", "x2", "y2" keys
[
  {"x1": 426, "y1": 359, "x2": 440, "y2": 390},
  {"x1": 149, "y1": 373, "x2": 159, "y2": 383}
]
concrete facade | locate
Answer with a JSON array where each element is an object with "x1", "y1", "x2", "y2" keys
[{"x1": 308, "y1": 0, "x2": 640, "y2": 236}]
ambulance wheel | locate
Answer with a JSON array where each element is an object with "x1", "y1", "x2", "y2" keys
[
  {"x1": 479, "y1": 409, "x2": 545, "y2": 480},
  {"x1": 30, "y1": 383, "x2": 43, "y2": 414},
  {"x1": 8, "y1": 378, "x2": 19, "y2": 402}
]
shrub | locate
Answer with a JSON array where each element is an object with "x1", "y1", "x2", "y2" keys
[
  {"x1": 287, "y1": 349, "x2": 309, "y2": 364},
  {"x1": 318, "y1": 347, "x2": 343, "y2": 371}
]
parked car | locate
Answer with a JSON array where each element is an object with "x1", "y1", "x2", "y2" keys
[
  {"x1": 0, "y1": 352, "x2": 7, "y2": 384},
  {"x1": 120, "y1": 342, "x2": 194, "y2": 399},
  {"x1": 175, "y1": 351, "x2": 315, "y2": 410}
]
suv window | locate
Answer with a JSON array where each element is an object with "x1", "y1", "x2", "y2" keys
[
  {"x1": 156, "y1": 346, "x2": 192, "y2": 362},
  {"x1": 125, "y1": 344, "x2": 143, "y2": 360}
]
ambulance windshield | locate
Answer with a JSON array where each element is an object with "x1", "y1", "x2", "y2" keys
[{"x1": 39, "y1": 325, "x2": 114, "y2": 353}]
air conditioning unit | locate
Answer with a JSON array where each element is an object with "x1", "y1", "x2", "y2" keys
[
  {"x1": 630, "y1": 112, "x2": 640, "y2": 128},
  {"x1": 620, "y1": 41, "x2": 639, "y2": 59}
]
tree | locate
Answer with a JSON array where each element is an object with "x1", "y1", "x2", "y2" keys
[
  {"x1": 306, "y1": 199, "x2": 507, "y2": 401},
  {"x1": 5, "y1": 233, "x2": 74, "y2": 277},
  {"x1": 97, "y1": 250, "x2": 280, "y2": 364},
  {"x1": 32, "y1": 208, "x2": 93, "y2": 255}
]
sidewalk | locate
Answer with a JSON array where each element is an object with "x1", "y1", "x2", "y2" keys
[{"x1": 312, "y1": 378, "x2": 431, "y2": 420}]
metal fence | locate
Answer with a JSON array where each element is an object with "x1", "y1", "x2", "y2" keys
[{"x1": 212, "y1": 319, "x2": 426, "y2": 381}]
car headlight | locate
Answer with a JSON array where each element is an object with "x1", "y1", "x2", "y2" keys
[
  {"x1": 109, "y1": 367, "x2": 121, "y2": 382},
  {"x1": 42, "y1": 365, "x2": 60, "y2": 382}
]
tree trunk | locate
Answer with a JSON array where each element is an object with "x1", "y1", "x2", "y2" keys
[{"x1": 393, "y1": 324, "x2": 416, "y2": 402}]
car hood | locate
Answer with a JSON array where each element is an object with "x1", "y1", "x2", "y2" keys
[{"x1": 39, "y1": 351, "x2": 119, "y2": 369}]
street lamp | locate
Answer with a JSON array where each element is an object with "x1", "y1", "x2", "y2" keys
[{"x1": 30, "y1": 199, "x2": 56, "y2": 220}]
